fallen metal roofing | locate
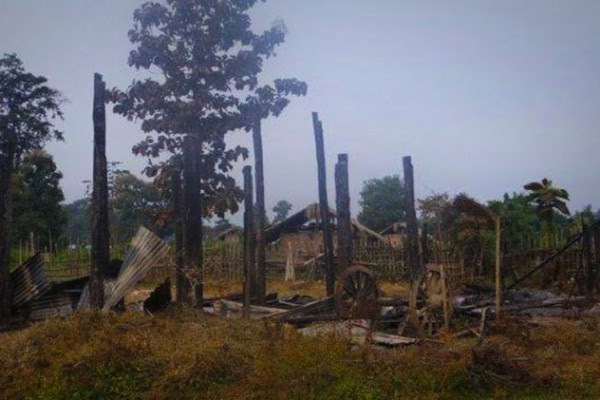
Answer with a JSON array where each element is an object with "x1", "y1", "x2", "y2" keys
[{"x1": 11, "y1": 253, "x2": 52, "y2": 310}]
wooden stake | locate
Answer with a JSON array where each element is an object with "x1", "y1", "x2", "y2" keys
[
  {"x1": 90, "y1": 73, "x2": 109, "y2": 308},
  {"x1": 252, "y1": 119, "x2": 266, "y2": 305},
  {"x1": 583, "y1": 223, "x2": 593, "y2": 298},
  {"x1": 594, "y1": 226, "x2": 600, "y2": 293},
  {"x1": 312, "y1": 112, "x2": 335, "y2": 295},
  {"x1": 243, "y1": 165, "x2": 255, "y2": 315},
  {"x1": 495, "y1": 216, "x2": 502, "y2": 320},
  {"x1": 335, "y1": 154, "x2": 352, "y2": 273},
  {"x1": 440, "y1": 263, "x2": 450, "y2": 330}
]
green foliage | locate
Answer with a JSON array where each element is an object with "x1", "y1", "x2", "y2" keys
[
  {"x1": 358, "y1": 175, "x2": 406, "y2": 233},
  {"x1": 488, "y1": 193, "x2": 538, "y2": 254},
  {"x1": 63, "y1": 199, "x2": 90, "y2": 245},
  {"x1": 524, "y1": 178, "x2": 570, "y2": 247},
  {"x1": 272, "y1": 200, "x2": 292, "y2": 224},
  {"x1": 110, "y1": 171, "x2": 169, "y2": 243},
  {"x1": 110, "y1": 0, "x2": 306, "y2": 218},
  {"x1": 11, "y1": 150, "x2": 66, "y2": 248}
]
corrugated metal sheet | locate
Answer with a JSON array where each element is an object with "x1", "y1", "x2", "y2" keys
[{"x1": 11, "y1": 253, "x2": 52, "y2": 310}]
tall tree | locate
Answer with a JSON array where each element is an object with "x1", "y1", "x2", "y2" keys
[
  {"x1": 0, "y1": 53, "x2": 64, "y2": 318},
  {"x1": 111, "y1": 0, "x2": 306, "y2": 304},
  {"x1": 358, "y1": 175, "x2": 406, "y2": 233},
  {"x1": 524, "y1": 178, "x2": 570, "y2": 248},
  {"x1": 11, "y1": 149, "x2": 66, "y2": 249},
  {"x1": 272, "y1": 200, "x2": 292, "y2": 224}
]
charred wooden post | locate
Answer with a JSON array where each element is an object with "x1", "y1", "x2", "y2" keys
[
  {"x1": 403, "y1": 156, "x2": 422, "y2": 333},
  {"x1": 594, "y1": 226, "x2": 600, "y2": 292},
  {"x1": 335, "y1": 154, "x2": 352, "y2": 274},
  {"x1": 252, "y1": 119, "x2": 266, "y2": 305},
  {"x1": 183, "y1": 136, "x2": 203, "y2": 305},
  {"x1": 583, "y1": 223, "x2": 593, "y2": 298},
  {"x1": 312, "y1": 112, "x2": 335, "y2": 296},
  {"x1": 90, "y1": 73, "x2": 109, "y2": 308},
  {"x1": 495, "y1": 216, "x2": 502, "y2": 319},
  {"x1": 0, "y1": 142, "x2": 15, "y2": 318},
  {"x1": 171, "y1": 167, "x2": 188, "y2": 303},
  {"x1": 243, "y1": 166, "x2": 255, "y2": 315}
]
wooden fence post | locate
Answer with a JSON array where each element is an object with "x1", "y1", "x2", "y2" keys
[
  {"x1": 243, "y1": 166, "x2": 255, "y2": 314},
  {"x1": 312, "y1": 112, "x2": 335, "y2": 295},
  {"x1": 583, "y1": 223, "x2": 593, "y2": 298},
  {"x1": 421, "y1": 223, "x2": 429, "y2": 266},
  {"x1": 90, "y1": 73, "x2": 109, "y2": 308},
  {"x1": 335, "y1": 154, "x2": 352, "y2": 274},
  {"x1": 594, "y1": 225, "x2": 600, "y2": 293},
  {"x1": 495, "y1": 216, "x2": 502, "y2": 320},
  {"x1": 252, "y1": 119, "x2": 266, "y2": 305}
]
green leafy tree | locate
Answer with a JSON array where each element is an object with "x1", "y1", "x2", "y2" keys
[
  {"x1": 0, "y1": 53, "x2": 64, "y2": 317},
  {"x1": 488, "y1": 193, "x2": 538, "y2": 253},
  {"x1": 272, "y1": 200, "x2": 292, "y2": 224},
  {"x1": 358, "y1": 175, "x2": 406, "y2": 233},
  {"x1": 63, "y1": 198, "x2": 90, "y2": 245},
  {"x1": 524, "y1": 178, "x2": 570, "y2": 248},
  {"x1": 110, "y1": 0, "x2": 306, "y2": 217},
  {"x1": 11, "y1": 149, "x2": 66, "y2": 249},
  {"x1": 110, "y1": 171, "x2": 168, "y2": 244}
]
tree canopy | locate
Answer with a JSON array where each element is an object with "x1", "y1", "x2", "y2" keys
[
  {"x1": 272, "y1": 199, "x2": 292, "y2": 224},
  {"x1": 110, "y1": 0, "x2": 306, "y2": 218},
  {"x1": 11, "y1": 149, "x2": 66, "y2": 248},
  {"x1": 358, "y1": 175, "x2": 406, "y2": 233}
]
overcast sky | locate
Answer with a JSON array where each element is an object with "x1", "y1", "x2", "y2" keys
[{"x1": 1, "y1": 0, "x2": 599, "y2": 221}]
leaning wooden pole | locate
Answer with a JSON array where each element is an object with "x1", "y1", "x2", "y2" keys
[
  {"x1": 312, "y1": 112, "x2": 336, "y2": 296},
  {"x1": 252, "y1": 119, "x2": 266, "y2": 305},
  {"x1": 403, "y1": 156, "x2": 422, "y2": 332},
  {"x1": 90, "y1": 73, "x2": 109, "y2": 308},
  {"x1": 171, "y1": 167, "x2": 188, "y2": 303},
  {"x1": 335, "y1": 154, "x2": 352, "y2": 274},
  {"x1": 183, "y1": 135, "x2": 203, "y2": 305},
  {"x1": 243, "y1": 166, "x2": 255, "y2": 315},
  {"x1": 495, "y1": 216, "x2": 502, "y2": 320}
]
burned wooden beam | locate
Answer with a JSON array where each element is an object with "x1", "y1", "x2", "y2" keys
[
  {"x1": 252, "y1": 119, "x2": 267, "y2": 305},
  {"x1": 90, "y1": 73, "x2": 109, "y2": 308},
  {"x1": 243, "y1": 165, "x2": 256, "y2": 314},
  {"x1": 312, "y1": 112, "x2": 335, "y2": 296},
  {"x1": 335, "y1": 154, "x2": 352, "y2": 274}
]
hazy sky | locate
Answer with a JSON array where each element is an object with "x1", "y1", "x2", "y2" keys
[{"x1": 1, "y1": 1, "x2": 599, "y2": 221}]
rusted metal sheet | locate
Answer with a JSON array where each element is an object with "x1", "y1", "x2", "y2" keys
[{"x1": 11, "y1": 253, "x2": 52, "y2": 310}]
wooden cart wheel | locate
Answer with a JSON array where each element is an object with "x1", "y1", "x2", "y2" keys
[{"x1": 335, "y1": 265, "x2": 380, "y2": 319}]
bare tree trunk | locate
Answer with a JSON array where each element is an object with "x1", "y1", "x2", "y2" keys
[
  {"x1": 312, "y1": 112, "x2": 335, "y2": 295},
  {"x1": 243, "y1": 166, "x2": 255, "y2": 315},
  {"x1": 183, "y1": 136, "x2": 203, "y2": 306},
  {"x1": 252, "y1": 120, "x2": 266, "y2": 305},
  {"x1": 335, "y1": 154, "x2": 352, "y2": 273},
  {"x1": 0, "y1": 142, "x2": 15, "y2": 319},
  {"x1": 172, "y1": 167, "x2": 188, "y2": 303},
  {"x1": 90, "y1": 73, "x2": 109, "y2": 308}
]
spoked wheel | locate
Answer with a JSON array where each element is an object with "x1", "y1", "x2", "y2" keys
[{"x1": 335, "y1": 265, "x2": 380, "y2": 319}]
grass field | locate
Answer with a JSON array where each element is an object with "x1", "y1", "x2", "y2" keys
[{"x1": 1, "y1": 304, "x2": 600, "y2": 399}]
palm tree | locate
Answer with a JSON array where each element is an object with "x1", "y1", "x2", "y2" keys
[{"x1": 524, "y1": 178, "x2": 570, "y2": 248}]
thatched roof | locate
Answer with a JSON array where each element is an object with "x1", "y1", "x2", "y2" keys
[
  {"x1": 264, "y1": 203, "x2": 385, "y2": 244},
  {"x1": 379, "y1": 221, "x2": 408, "y2": 235}
]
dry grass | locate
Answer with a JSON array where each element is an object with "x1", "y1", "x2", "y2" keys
[{"x1": 1, "y1": 308, "x2": 600, "y2": 399}]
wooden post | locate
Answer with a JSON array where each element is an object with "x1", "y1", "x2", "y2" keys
[
  {"x1": 90, "y1": 73, "x2": 109, "y2": 308},
  {"x1": 172, "y1": 167, "x2": 188, "y2": 303},
  {"x1": 243, "y1": 165, "x2": 255, "y2": 314},
  {"x1": 252, "y1": 119, "x2": 266, "y2": 305},
  {"x1": 403, "y1": 156, "x2": 422, "y2": 333},
  {"x1": 421, "y1": 223, "x2": 429, "y2": 266},
  {"x1": 183, "y1": 135, "x2": 203, "y2": 306},
  {"x1": 495, "y1": 216, "x2": 502, "y2": 320},
  {"x1": 312, "y1": 112, "x2": 335, "y2": 295},
  {"x1": 594, "y1": 226, "x2": 600, "y2": 293},
  {"x1": 335, "y1": 153, "x2": 352, "y2": 273},
  {"x1": 583, "y1": 223, "x2": 593, "y2": 298}
]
